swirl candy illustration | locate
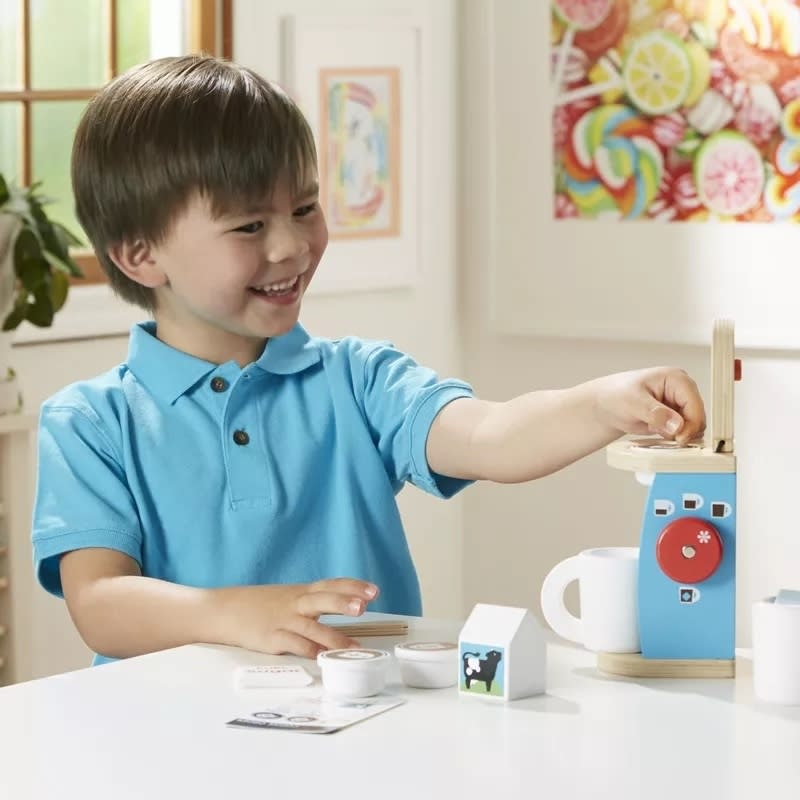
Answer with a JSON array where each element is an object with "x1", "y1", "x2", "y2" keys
[
  {"x1": 562, "y1": 104, "x2": 664, "y2": 218},
  {"x1": 765, "y1": 98, "x2": 800, "y2": 218}
]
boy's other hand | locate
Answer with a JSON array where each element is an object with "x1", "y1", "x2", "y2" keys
[
  {"x1": 214, "y1": 578, "x2": 380, "y2": 659},
  {"x1": 595, "y1": 366, "x2": 705, "y2": 446}
]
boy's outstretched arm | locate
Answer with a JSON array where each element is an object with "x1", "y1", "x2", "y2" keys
[
  {"x1": 426, "y1": 367, "x2": 705, "y2": 483},
  {"x1": 60, "y1": 548, "x2": 378, "y2": 660}
]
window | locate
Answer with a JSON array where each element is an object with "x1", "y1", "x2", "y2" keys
[{"x1": 0, "y1": 0, "x2": 232, "y2": 286}]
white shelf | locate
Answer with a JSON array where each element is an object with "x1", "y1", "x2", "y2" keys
[{"x1": 0, "y1": 422, "x2": 34, "y2": 686}]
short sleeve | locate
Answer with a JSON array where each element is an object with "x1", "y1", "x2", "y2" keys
[
  {"x1": 357, "y1": 342, "x2": 475, "y2": 498},
  {"x1": 32, "y1": 404, "x2": 143, "y2": 597}
]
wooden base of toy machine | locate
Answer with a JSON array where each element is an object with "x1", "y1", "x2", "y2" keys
[{"x1": 596, "y1": 652, "x2": 735, "y2": 679}]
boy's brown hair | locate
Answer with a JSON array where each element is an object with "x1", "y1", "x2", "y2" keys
[{"x1": 71, "y1": 55, "x2": 317, "y2": 310}]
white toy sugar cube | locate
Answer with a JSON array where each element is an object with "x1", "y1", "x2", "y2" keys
[{"x1": 458, "y1": 603, "x2": 546, "y2": 701}]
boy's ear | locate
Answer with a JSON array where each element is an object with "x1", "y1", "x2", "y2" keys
[{"x1": 107, "y1": 239, "x2": 167, "y2": 288}]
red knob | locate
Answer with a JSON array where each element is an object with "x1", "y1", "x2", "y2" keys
[{"x1": 656, "y1": 517, "x2": 723, "y2": 584}]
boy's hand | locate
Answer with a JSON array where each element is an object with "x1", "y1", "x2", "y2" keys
[
  {"x1": 594, "y1": 367, "x2": 705, "y2": 445},
  {"x1": 214, "y1": 578, "x2": 380, "y2": 659}
]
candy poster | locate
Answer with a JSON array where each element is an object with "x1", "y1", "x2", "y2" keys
[{"x1": 551, "y1": 0, "x2": 800, "y2": 222}]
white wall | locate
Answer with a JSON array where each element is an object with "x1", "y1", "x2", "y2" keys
[{"x1": 459, "y1": 0, "x2": 800, "y2": 646}]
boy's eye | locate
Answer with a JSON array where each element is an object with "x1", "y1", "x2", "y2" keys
[
  {"x1": 234, "y1": 221, "x2": 263, "y2": 234},
  {"x1": 294, "y1": 203, "x2": 318, "y2": 218}
]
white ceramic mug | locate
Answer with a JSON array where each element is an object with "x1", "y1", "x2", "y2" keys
[
  {"x1": 752, "y1": 596, "x2": 800, "y2": 705},
  {"x1": 540, "y1": 547, "x2": 640, "y2": 653}
]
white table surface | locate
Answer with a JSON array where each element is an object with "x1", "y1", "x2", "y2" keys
[{"x1": 1, "y1": 616, "x2": 798, "y2": 800}]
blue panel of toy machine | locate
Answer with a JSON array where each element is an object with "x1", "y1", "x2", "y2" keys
[{"x1": 638, "y1": 472, "x2": 736, "y2": 660}]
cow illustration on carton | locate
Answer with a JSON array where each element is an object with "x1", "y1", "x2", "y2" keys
[{"x1": 458, "y1": 603, "x2": 546, "y2": 701}]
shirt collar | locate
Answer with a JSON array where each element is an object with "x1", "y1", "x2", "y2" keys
[{"x1": 127, "y1": 321, "x2": 322, "y2": 404}]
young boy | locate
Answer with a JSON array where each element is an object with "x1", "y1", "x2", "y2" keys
[{"x1": 32, "y1": 55, "x2": 705, "y2": 665}]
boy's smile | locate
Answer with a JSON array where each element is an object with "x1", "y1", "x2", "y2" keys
[
  {"x1": 248, "y1": 269, "x2": 307, "y2": 305},
  {"x1": 125, "y1": 179, "x2": 328, "y2": 366}
]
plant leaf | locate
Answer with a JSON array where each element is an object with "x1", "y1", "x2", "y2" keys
[
  {"x1": 2, "y1": 304, "x2": 26, "y2": 331},
  {"x1": 13, "y1": 227, "x2": 42, "y2": 269},
  {"x1": 1, "y1": 172, "x2": 81, "y2": 327},
  {"x1": 49, "y1": 268, "x2": 69, "y2": 311},
  {"x1": 42, "y1": 248, "x2": 82, "y2": 277},
  {"x1": 52, "y1": 221, "x2": 83, "y2": 247},
  {"x1": 2, "y1": 288, "x2": 28, "y2": 331},
  {"x1": 14, "y1": 230, "x2": 47, "y2": 291},
  {"x1": 26, "y1": 284, "x2": 54, "y2": 327}
]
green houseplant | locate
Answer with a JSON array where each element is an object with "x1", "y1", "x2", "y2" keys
[
  {"x1": 0, "y1": 172, "x2": 83, "y2": 412},
  {"x1": 0, "y1": 173, "x2": 83, "y2": 330}
]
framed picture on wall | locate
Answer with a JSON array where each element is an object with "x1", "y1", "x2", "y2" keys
[
  {"x1": 490, "y1": 2, "x2": 800, "y2": 349},
  {"x1": 282, "y1": 15, "x2": 421, "y2": 294},
  {"x1": 319, "y1": 66, "x2": 402, "y2": 241}
]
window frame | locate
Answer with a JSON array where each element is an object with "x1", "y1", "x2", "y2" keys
[{"x1": 1, "y1": 0, "x2": 233, "y2": 286}]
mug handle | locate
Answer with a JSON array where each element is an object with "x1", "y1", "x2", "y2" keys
[{"x1": 540, "y1": 555, "x2": 583, "y2": 645}]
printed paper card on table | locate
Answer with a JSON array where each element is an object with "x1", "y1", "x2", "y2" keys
[
  {"x1": 226, "y1": 693, "x2": 404, "y2": 735},
  {"x1": 551, "y1": 0, "x2": 800, "y2": 222}
]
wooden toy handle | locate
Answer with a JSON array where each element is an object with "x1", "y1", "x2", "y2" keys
[{"x1": 707, "y1": 319, "x2": 735, "y2": 454}]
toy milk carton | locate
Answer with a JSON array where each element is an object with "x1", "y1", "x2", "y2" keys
[{"x1": 458, "y1": 603, "x2": 546, "y2": 701}]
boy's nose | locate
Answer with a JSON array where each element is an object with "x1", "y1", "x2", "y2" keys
[{"x1": 263, "y1": 219, "x2": 308, "y2": 263}]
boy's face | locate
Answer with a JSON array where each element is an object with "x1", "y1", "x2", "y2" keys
[{"x1": 145, "y1": 177, "x2": 327, "y2": 365}]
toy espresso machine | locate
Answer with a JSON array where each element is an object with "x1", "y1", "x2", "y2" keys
[{"x1": 601, "y1": 320, "x2": 740, "y2": 678}]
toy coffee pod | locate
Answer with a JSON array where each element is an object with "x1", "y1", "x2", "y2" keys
[
  {"x1": 394, "y1": 641, "x2": 458, "y2": 689},
  {"x1": 317, "y1": 648, "x2": 390, "y2": 698}
]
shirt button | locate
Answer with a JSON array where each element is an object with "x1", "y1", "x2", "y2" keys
[
  {"x1": 210, "y1": 377, "x2": 228, "y2": 393},
  {"x1": 233, "y1": 429, "x2": 250, "y2": 446}
]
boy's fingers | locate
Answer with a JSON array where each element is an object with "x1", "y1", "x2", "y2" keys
[
  {"x1": 292, "y1": 616, "x2": 360, "y2": 652},
  {"x1": 296, "y1": 591, "x2": 366, "y2": 619},
  {"x1": 676, "y1": 400, "x2": 705, "y2": 442},
  {"x1": 663, "y1": 371, "x2": 706, "y2": 439},
  {"x1": 309, "y1": 578, "x2": 379, "y2": 600},
  {"x1": 269, "y1": 630, "x2": 322, "y2": 659},
  {"x1": 646, "y1": 401, "x2": 685, "y2": 439}
]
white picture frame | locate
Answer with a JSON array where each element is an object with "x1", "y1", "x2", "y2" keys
[
  {"x1": 489, "y1": 2, "x2": 800, "y2": 350},
  {"x1": 281, "y1": 15, "x2": 421, "y2": 294}
]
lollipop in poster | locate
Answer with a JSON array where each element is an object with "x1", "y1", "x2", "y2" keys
[{"x1": 551, "y1": 0, "x2": 614, "y2": 94}]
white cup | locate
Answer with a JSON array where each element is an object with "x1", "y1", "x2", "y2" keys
[
  {"x1": 316, "y1": 648, "x2": 390, "y2": 698},
  {"x1": 752, "y1": 597, "x2": 800, "y2": 705},
  {"x1": 540, "y1": 547, "x2": 640, "y2": 653},
  {"x1": 394, "y1": 642, "x2": 457, "y2": 689}
]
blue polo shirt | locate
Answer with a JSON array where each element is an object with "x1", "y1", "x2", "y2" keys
[{"x1": 32, "y1": 322, "x2": 473, "y2": 661}]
